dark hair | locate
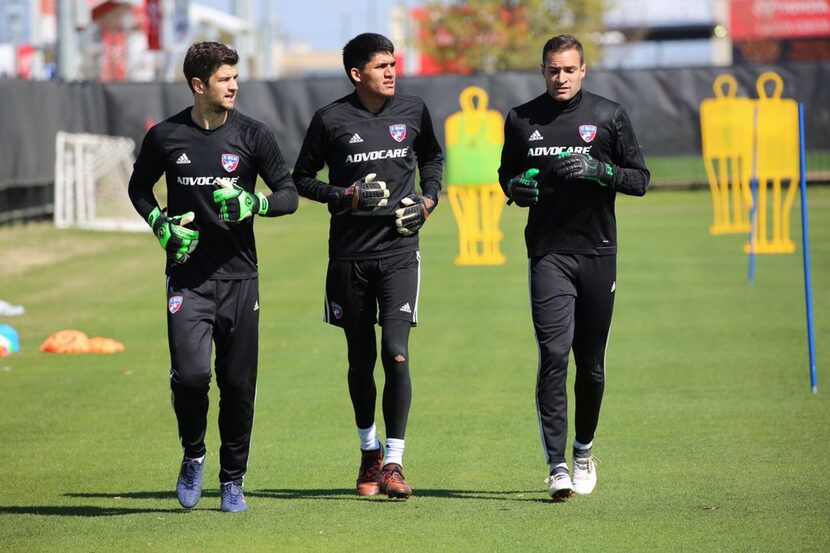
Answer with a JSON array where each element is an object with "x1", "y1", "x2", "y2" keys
[
  {"x1": 342, "y1": 33, "x2": 395, "y2": 83},
  {"x1": 183, "y1": 42, "x2": 239, "y2": 93},
  {"x1": 542, "y1": 35, "x2": 584, "y2": 65}
]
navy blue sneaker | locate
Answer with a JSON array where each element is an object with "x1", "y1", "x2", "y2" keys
[
  {"x1": 176, "y1": 456, "x2": 204, "y2": 509},
  {"x1": 220, "y1": 480, "x2": 247, "y2": 512}
]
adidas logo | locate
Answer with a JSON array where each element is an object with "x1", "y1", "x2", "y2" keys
[
  {"x1": 528, "y1": 130, "x2": 543, "y2": 141},
  {"x1": 254, "y1": 300, "x2": 260, "y2": 311},
  {"x1": 176, "y1": 153, "x2": 191, "y2": 164},
  {"x1": 349, "y1": 133, "x2": 364, "y2": 144},
  {"x1": 610, "y1": 281, "x2": 616, "y2": 293},
  {"x1": 399, "y1": 303, "x2": 412, "y2": 314}
]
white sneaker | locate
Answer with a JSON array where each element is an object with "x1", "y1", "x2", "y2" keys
[
  {"x1": 545, "y1": 471, "x2": 574, "y2": 501},
  {"x1": 572, "y1": 456, "x2": 597, "y2": 495}
]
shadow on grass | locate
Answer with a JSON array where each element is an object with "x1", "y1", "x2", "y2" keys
[
  {"x1": 255, "y1": 488, "x2": 550, "y2": 503},
  {"x1": 66, "y1": 491, "x2": 214, "y2": 500},
  {"x1": 0, "y1": 505, "x2": 187, "y2": 517},
  {"x1": 7, "y1": 487, "x2": 553, "y2": 515}
]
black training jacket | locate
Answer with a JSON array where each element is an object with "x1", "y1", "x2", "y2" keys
[
  {"x1": 499, "y1": 90, "x2": 649, "y2": 257},
  {"x1": 128, "y1": 108, "x2": 297, "y2": 284},
  {"x1": 293, "y1": 92, "x2": 443, "y2": 260}
]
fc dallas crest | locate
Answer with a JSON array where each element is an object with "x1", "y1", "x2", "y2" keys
[
  {"x1": 168, "y1": 295, "x2": 183, "y2": 314},
  {"x1": 579, "y1": 125, "x2": 597, "y2": 143},
  {"x1": 389, "y1": 124, "x2": 406, "y2": 143},
  {"x1": 221, "y1": 153, "x2": 240, "y2": 172}
]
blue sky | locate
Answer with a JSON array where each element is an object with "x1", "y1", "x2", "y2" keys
[
  {"x1": 199, "y1": 0, "x2": 419, "y2": 51},
  {"x1": 197, "y1": 0, "x2": 715, "y2": 68}
]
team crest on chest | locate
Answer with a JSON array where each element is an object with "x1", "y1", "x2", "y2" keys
[
  {"x1": 221, "y1": 153, "x2": 240, "y2": 172},
  {"x1": 579, "y1": 125, "x2": 597, "y2": 143},
  {"x1": 389, "y1": 124, "x2": 407, "y2": 143}
]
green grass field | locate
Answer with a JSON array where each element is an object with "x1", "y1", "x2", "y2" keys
[
  {"x1": 1, "y1": 188, "x2": 828, "y2": 552},
  {"x1": 647, "y1": 151, "x2": 830, "y2": 187}
]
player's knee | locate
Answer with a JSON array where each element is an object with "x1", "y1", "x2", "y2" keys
[
  {"x1": 346, "y1": 339, "x2": 377, "y2": 372},
  {"x1": 347, "y1": 347, "x2": 376, "y2": 373},
  {"x1": 171, "y1": 369, "x2": 211, "y2": 395},
  {"x1": 218, "y1": 380, "x2": 254, "y2": 402},
  {"x1": 348, "y1": 360, "x2": 375, "y2": 376},
  {"x1": 576, "y1": 363, "x2": 605, "y2": 384},
  {"x1": 381, "y1": 341, "x2": 407, "y2": 364},
  {"x1": 540, "y1": 348, "x2": 570, "y2": 372}
]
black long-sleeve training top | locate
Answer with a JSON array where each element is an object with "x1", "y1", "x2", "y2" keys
[
  {"x1": 499, "y1": 90, "x2": 649, "y2": 257},
  {"x1": 293, "y1": 92, "x2": 443, "y2": 260},
  {"x1": 128, "y1": 108, "x2": 298, "y2": 283}
]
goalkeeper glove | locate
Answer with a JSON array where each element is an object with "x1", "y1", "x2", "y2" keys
[
  {"x1": 506, "y1": 168, "x2": 540, "y2": 207},
  {"x1": 147, "y1": 207, "x2": 199, "y2": 264},
  {"x1": 551, "y1": 152, "x2": 614, "y2": 186},
  {"x1": 330, "y1": 173, "x2": 389, "y2": 211},
  {"x1": 212, "y1": 179, "x2": 268, "y2": 222},
  {"x1": 395, "y1": 193, "x2": 435, "y2": 236}
]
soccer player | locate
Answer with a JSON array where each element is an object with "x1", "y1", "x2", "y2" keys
[
  {"x1": 292, "y1": 32, "x2": 443, "y2": 499},
  {"x1": 127, "y1": 42, "x2": 298, "y2": 512},
  {"x1": 498, "y1": 35, "x2": 649, "y2": 501}
]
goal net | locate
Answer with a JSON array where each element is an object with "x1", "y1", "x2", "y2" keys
[{"x1": 54, "y1": 132, "x2": 146, "y2": 231}]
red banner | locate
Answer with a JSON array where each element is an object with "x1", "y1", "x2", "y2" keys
[
  {"x1": 16, "y1": 44, "x2": 34, "y2": 79},
  {"x1": 40, "y1": 0, "x2": 56, "y2": 16},
  {"x1": 100, "y1": 31, "x2": 126, "y2": 82},
  {"x1": 146, "y1": 0, "x2": 162, "y2": 50},
  {"x1": 730, "y1": 0, "x2": 830, "y2": 40}
]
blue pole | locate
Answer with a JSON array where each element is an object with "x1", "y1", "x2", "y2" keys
[
  {"x1": 748, "y1": 106, "x2": 758, "y2": 284},
  {"x1": 748, "y1": 177, "x2": 757, "y2": 283},
  {"x1": 797, "y1": 103, "x2": 818, "y2": 393}
]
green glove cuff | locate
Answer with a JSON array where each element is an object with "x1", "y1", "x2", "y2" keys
[
  {"x1": 147, "y1": 206, "x2": 162, "y2": 228},
  {"x1": 600, "y1": 162, "x2": 614, "y2": 186},
  {"x1": 148, "y1": 207, "x2": 172, "y2": 248},
  {"x1": 255, "y1": 192, "x2": 269, "y2": 216}
]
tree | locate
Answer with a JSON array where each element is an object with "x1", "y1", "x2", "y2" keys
[{"x1": 413, "y1": 0, "x2": 610, "y2": 73}]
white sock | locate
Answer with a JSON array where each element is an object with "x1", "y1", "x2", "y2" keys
[
  {"x1": 549, "y1": 461, "x2": 569, "y2": 475},
  {"x1": 357, "y1": 424, "x2": 379, "y2": 451},
  {"x1": 573, "y1": 440, "x2": 593, "y2": 453},
  {"x1": 383, "y1": 438, "x2": 405, "y2": 467},
  {"x1": 185, "y1": 454, "x2": 205, "y2": 464}
]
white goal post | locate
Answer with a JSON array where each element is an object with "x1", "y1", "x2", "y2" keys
[{"x1": 54, "y1": 131, "x2": 146, "y2": 231}]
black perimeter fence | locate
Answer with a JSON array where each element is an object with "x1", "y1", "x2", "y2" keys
[{"x1": 2, "y1": 62, "x2": 828, "y2": 224}]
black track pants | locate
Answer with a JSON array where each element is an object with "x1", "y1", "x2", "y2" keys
[
  {"x1": 166, "y1": 276, "x2": 259, "y2": 483},
  {"x1": 529, "y1": 253, "x2": 615, "y2": 466}
]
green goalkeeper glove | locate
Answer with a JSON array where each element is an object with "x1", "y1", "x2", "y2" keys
[
  {"x1": 147, "y1": 207, "x2": 199, "y2": 264},
  {"x1": 552, "y1": 152, "x2": 614, "y2": 186},
  {"x1": 212, "y1": 179, "x2": 269, "y2": 222},
  {"x1": 506, "y1": 168, "x2": 540, "y2": 207}
]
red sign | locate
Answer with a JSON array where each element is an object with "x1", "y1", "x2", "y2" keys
[
  {"x1": 16, "y1": 44, "x2": 34, "y2": 79},
  {"x1": 100, "y1": 31, "x2": 126, "y2": 82},
  {"x1": 40, "y1": 0, "x2": 56, "y2": 15},
  {"x1": 730, "y1": 0, "x2": 830, "y2": 40},
  {"x1": 146, "y1": 0, "x2": 162, "y2": 50}
]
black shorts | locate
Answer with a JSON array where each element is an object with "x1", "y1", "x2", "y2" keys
[
  {"x1": 324, "y1": 250, "x2": 420, "y2": 328},
  {"x1": 166, "y1": 276, "x2": 260, "y2": 380}
]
